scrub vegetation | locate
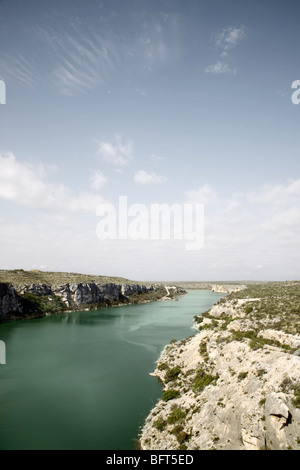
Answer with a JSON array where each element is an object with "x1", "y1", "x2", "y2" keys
[
  {"x1": 0, "y1": 269, "x2": 138, "y2": 286},
  {"x1": 141, "y1": 281, "x2": 300, "y2": 451}
]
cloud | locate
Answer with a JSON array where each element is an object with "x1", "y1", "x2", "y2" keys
[
  {"x1": 34, "y1": 11, "x2": 178, "y2": 94},
  {"x1": 134, "y1": 170, "x2": 167, "y2": 185},
  {"x1": 1, "y1": 162, "x2": 299, "y2": 280},
  {"x1": 1, "y1": 18, "x2": 118, "y2": 94},
  {"x1": 150, "y1": 154, "x2": 164, "y2": 161},
  {"x1": 205, "y1": 61, "x2": 236, "y2": 75},
  {"x1": 184, "y1": 179, "x2": 300, "y2": 279},
  {"x1": 216, "y1": 26, "x2": 246, "y2": 50},
  {"x1": 205, "y1": 25, "x2": 246, "y2": 76},
  {"x1": 96, "y1": 135, "x2": 133, "y2": 167},
  {"x1": 129, "y1": 11, "x2": 180, "y2": 71},
  {"x1": 140, "y1": 31, "x2": 167, "y2": 64},
  {"x1": 35, "y1": 23, "x2": 118, "y2": 95},
  {"x1": 90, "y1": 171, "x2": 107, "y2": 190},
  {"x1": 247, "y1": 179, "x2": 300, "y2": 206},
  {"x1": 0, "y1": 152, "x2": 105, "y2": 213},
  {"x1": 0, "y1": 53, "x2": 36, "y2": 88},
  {"x1": 185, "y1": 184, "x2": 218, "y2": 205}
]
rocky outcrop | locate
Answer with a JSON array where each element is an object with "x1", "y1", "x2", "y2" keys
[
  {"x1": 17, "y1": 282, "x2": 164, "y2": 308},
  {"x1": 0, "y1": 283, "x2": 23, "y2": 319},
  {"x1": 0, "y1": 281, "x2": 184, "y2": 322},
  {"x1": 18, "y1": 283, "x2": 52, "y2": 296},
  {"x1": 211, "y1": 284, "x2": 246, "y2": 294},
  {"x1": 140, "y1": 294, "x2": 300, "y2": 450}
]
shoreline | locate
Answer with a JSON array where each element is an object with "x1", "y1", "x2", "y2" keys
[
  {"x1": 139, "y1": 281, "x2": 300, "y2": 451},
  {"x1": 0, "y1": 273, "x2": 187, "y2": 324}
]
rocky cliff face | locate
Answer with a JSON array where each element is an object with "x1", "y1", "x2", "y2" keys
[
  {"x1": 211, "y1": 284, "x2": 246, "y2": 294},
  {"x1": 140, "y1": 285, "x2": 300, "y2": 450},
  {"x1": 0, "y1": 281, "x2": 183, "y2": 322},
  {"x1": 17, "y1": 282, "x2": 165, "y2": 308},
  {"x1": 0, "y1": 283, "x2": 23, "y2": 319}
]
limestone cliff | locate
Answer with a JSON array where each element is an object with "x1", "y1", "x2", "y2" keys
[
  {"x1": 0, "y1": 283, "x2": 23, "y2": 318},
  {"x1": 211, "y1": 284, "x2": 246, "y2": 294},
  {"x1": 140, "y1": 282, "x2": 300, "y2": 450},
  {"x1": 0, "y1": 276, "x2": 185, "y2": 323}
]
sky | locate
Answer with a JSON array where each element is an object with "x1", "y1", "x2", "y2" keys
[{"x1": 0, "y1": 0, "x2": 300, "y2": 282}]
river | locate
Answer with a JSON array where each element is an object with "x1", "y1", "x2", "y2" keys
[{"x1": 0, "y1": 290, "x2": 223, "y2": 450}]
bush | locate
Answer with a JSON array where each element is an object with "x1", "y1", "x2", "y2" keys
[
  {"x1": 167, "y1": 407, "x2": 186, "y2": 424},
  {"x1": 171, "y1": 425, "x2": 189, "y2": 444},
  {"x1": 237, "y1": 371, "x2": 248, "y2": 381},
  {"x1": 157, "y1": 362, "x2": 169, "y2": 371},
  {"x1": 244, "y1": 305, "x2": 253, "y2": 314},
  {"x1": 153, "y1": 416, "x2": 166, "y2": 431},
  {"x1": 193, "y1": 368, "x2": 218, "y2": 393},
  {"x1": 165, "y1": 366, "x2": 181, "y2": 383},
  {"x1": 162, "y1": 389, "x2": 180, "y2": 402},
  {"x1": 22, "y1": 293, "x2": 66, "y2": 315}
]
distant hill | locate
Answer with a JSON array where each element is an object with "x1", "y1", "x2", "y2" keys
[
  {"x1": 162, "y1": 281, "x2": 265, "y2": 290},
  {"x1": 0, "y1": 269, "x2": 141, "y2": 286}
]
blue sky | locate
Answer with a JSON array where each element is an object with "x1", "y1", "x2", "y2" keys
[{"x1": 0, "y1": 0, "x2": 300, "y2": 281}]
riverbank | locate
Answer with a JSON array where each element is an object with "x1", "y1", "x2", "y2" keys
[
  {"x1": 0, "y1": 289, "x2": 222, "y2": 450},
  {"x1": 0, "y1": 270, "x2": 186, "y2": 323},
  {"x1": 140, "y1": 281, "x2": 300, "y2": 450}
]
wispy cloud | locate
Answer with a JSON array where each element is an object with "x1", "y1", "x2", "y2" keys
[
  {"x1": 0, "y1": 8, "x2": 179, "y2": 94},
  {"x1": 90, "y1": 171, "x2": 107, "y2": 190},
  {"x1": 129, "y1": 11, "x2": 180, "y2": 71},
  {"x1": 184, "y1": 179, "x2": 300, "y2": 278},
  {"x1": 205, "y1": 61, "x2": 236, "y2": 75},
  {"x1": 139, "y1": 25, "x2": 167, "y2": 64},
  {"x1": 247, "y1": 179, "x2": 300, "y2": 206},
  {"x1": 185, "y1": 184, "x2": 218, "y2": 205},
  {"x1": 216, "y1": 26, "x2": 246, "y2": 51},
  {"x1": 96, "y1": 134, "x2": 134, "y2": 167},
  {"x1": 205, "y1": 25, "x2": 246, "y2": 75},
  {"x1": 0, "y1": 53, "x2": 36, "y2": 87},
  {"x1": 134, "y1": 170, "x2": 167, "y2": 185},
  {"x1": 35, "y1": 22, "x2": 118, "y2": 95},
  {"x1": 0, "y1": 152, "x2": 105, "y2": 213},
  {"x1": 150, "y1": 154, "x2": 164, "y2": 161}
]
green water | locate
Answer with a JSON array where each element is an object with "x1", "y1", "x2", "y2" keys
[{"x1": 0, "y1": 290, "x2": 223, "y2": 450}]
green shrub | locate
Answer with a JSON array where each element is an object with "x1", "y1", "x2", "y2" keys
[
  {"x1": 238, "y1": 371, "x2": 248, "y2": 381},
  {"x1": 22, "y1": 293, "x2": 66, "y2": 315},
  {"x1": 157, "y1": 362, "x2": 169, "y2": 371},
  {"x1": 244, "y1": 305, "x2": 253, "y2": 314},
  {"x1": 193, "y1": 315, "x2": 203, "y2": 324},
  {"x1": 193, "y1": 368, "x2": 218, "y2": 393},
  {"x1": 198, "y1": 341, "x2": 208, "y2": 356},
  {"x1": 162, "y1": 389, "x2": 180, "y2": 402},
  {"x1": 165, "y1": 366, "x2": 181, "y2": 383},
  {"x1": 153, "y1": 416, "x2": 166, "y2": 431},
  {"x1": 171, "y1": 425, "x2": 189, "y2": 444},
  {"x1": 167, "y1": 407, "x2": 186, "y2": 424}
]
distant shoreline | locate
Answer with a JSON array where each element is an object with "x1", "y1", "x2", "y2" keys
[{"x1": 0, "y1": 270, "x2": 187, "y2": 324}]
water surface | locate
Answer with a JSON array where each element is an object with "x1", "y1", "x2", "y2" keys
[{"x1": 0, "y1": 290, "x2": 223, "y2": 450}]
